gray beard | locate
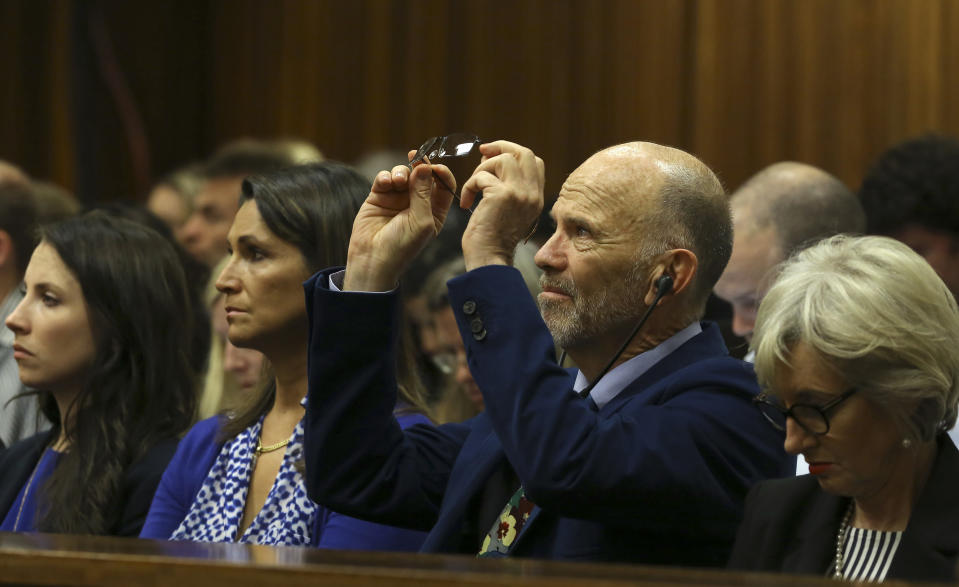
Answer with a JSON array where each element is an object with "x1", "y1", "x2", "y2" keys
[{"x1": 538, "y1": 267, "x2": 648, "y2": 350}]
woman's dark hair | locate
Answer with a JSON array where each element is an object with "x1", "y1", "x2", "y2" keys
[
  {"x1": 37, "y1": 211, "x2": 197, "y2": 534},
  {"x1": 220, "y1": 162, "x2": 430, "y2": 439},
  {"x1": 96, "y1": 202, "x2": 212, "y2": 377}
]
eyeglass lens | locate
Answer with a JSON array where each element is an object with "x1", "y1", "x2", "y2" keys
[
  {"x1": 409, "y1": 134, "x2": 483, "y2": 206},
  {"x1": 407, "y1": 133, "x2": 540, "y2": 243},
  {"x1": 757, "y1": 398, "x2": 828, "y2": 434},
  {"x1": 411, "y1": 133, "x2": 481, "y2": 166}
]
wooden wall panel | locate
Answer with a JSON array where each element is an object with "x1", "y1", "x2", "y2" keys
[
  {"x1": 0, "y1": 0, "x2": 73, "y2": 186},
  {"x1": 690, "y1": 0, "x2": 959, "y2": 192},
  {"x1": 943, "y1": 0, "x2": 959, "y2": 134},
  {"x1": 99, "y1": 0, "x2": 210, "y2": 182},
  {"x1": 3, "y1": 0, "x2": 959, "y2": 203},
  {"x1": 205, "y1": 0, "x2": 691, "y2": 197}
]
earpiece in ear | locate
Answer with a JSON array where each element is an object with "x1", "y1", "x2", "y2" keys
[{"x1": 655, "y1": 274, "x2": 674, "y2": 295}]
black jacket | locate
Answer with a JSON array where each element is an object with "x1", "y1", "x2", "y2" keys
[
  {"x1": 729, "y1": 435, "x2": 959, "y2": 582},
  {"x1": 0, "y1": 430, "x2": 178, "y2": 536}
]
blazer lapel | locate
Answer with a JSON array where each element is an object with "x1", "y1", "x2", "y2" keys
[
  {"x1": 599, "y1": 322, "x2": 728, "y2": 416},
  {"x1": 781, "y1": 488, "x2": 847, "y2": 576}
]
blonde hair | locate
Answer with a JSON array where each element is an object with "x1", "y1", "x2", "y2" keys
[
  {"x1": 197, "y1": 256, "x2": 242, "y2": 420},
  {"x1": 752, "y1": 234, "x2": 959, "y2": 441}
]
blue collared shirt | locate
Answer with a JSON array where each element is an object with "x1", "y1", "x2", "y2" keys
[{"x1": 572, "y1": 322, "x2": 703, "y2": 410}]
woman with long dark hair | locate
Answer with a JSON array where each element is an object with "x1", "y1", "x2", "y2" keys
[
  {"x1": 141, "y1": 162, "x2": 431, "y2": 549},
  {"x1": 0, "y1": 212, "x2": 197, "y2": 535}
]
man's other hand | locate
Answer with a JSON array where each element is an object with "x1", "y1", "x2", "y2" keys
[{"x1": 460, "y1": 141, "x2": 544, "y2": 270}]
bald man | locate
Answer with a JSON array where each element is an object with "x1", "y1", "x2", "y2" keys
[
  {"x1": 303, "y1": 141, "x2": 789, "y2": 565},
  {"x1": 715, "y1": 163, "x2": 865, "y2": 346}
]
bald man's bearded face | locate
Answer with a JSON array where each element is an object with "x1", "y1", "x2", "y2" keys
[{"x1": 539, "y1": 256, "x2": 650, "y2": 350}]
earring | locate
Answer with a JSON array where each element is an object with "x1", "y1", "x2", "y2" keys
[{"x1": 901, "y1": 438, "x2": 913, "y2": 449}]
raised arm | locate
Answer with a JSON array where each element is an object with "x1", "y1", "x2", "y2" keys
[{"x1": 302, "y1": 159, "x2": 464, "y2": 529}]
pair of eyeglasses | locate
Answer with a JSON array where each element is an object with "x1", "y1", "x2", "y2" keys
[
  {"x1": 753, "y1": 387, "x2": 858, "y2": 435},
  {"x1": 409, "y1": 133, "x2": 539, "y2": 242},
  {"x1": 410, "y1": 133, "x2": 483, "y2": 196}
]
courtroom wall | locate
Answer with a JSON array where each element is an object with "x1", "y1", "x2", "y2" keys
[{"x1": 1, "y1": 0, "x2": 956, "y2": 203}]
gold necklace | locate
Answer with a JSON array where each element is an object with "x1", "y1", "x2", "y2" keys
[{"x1": 254, "y1": 437, "x2": 290, "y2": 456}]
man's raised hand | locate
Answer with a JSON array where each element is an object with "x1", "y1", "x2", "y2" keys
[
  {"x1": 344, "y1": 161, "x2": 455, "y2": 292},
  {"x1": 459, "y1": 141, "x2": 545, "y2": 270}
]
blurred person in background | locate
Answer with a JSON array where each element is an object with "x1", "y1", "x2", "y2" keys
[
  {"x1": 714, "y1": 162, "x2": 865, "y2": 356},
  {"x1": 180, "y1": 138, "x2": 322, "y2": 269},
  {"x1": 424, "y1": 253, "x2": 541, "y2": 422},
  {"x1": 0, "y1": 180, "x2": 45, "y2": 448},
  {"x1": 147, "y1": 163, "x2": 203, "y2": 242},
  {"x1": 0, "y1": 161, "x2": 29, "y2": 187},
  {"x1": 400, "y1": 215, "x2": 468, "y2": 406},
  {"x1": 421, "y1": 257, "x2": 482, "y2": 423},
  {"x1": 31, "y1": 180, "x2": 81, "y2": 227},
  {"x1": 713, "y1": 162, "x2": 865, "y2": 475},
  {"x1": 859, "y1": 134, "x2": 959, "y2": 299},
  {"x1": 199, "y1": 266, "x2": 266, "y2": 420}
]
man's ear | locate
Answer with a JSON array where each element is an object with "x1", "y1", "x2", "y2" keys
[
  {"x1": 644, "y1": 249, "x2": 697, "y2": 306},
  {"x1": 0, "y1": 230, "x2": 13, "y2": 270}
]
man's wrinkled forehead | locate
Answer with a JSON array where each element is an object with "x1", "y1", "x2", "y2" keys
[{"x1": 555, "y1": 156, "x2": 660, "y2": 219}]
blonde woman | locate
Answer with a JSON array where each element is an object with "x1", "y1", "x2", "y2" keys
[{"x1": 729, "y1": 235, "x2": 959, "y2": 582}]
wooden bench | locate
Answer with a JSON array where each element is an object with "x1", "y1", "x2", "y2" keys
[{"x1": 0, "y1": 532, "x2": 932, "y2": 586}]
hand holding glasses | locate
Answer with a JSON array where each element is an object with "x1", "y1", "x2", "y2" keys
[
  {"x1": 409, "y1": 133, "x2": 483, "y2": 203},
  {"x1": 410, "y1": 133, "x2": 540, "y2": 243}
]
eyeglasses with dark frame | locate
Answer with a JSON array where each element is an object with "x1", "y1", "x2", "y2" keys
[
  {"x1": 409, "y1": 133, "x2": 483, "y2": 196},
  {"x1": 408, "y1": 133, "x2": 539, "y2": 242},
  {"x1": 753, "y1": 387, "x2": 858, "y2": 435}
]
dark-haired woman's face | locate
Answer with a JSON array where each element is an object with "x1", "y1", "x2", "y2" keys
[
  {"x1": 5, "y1": 242, "x2": 96, "y2": 394},
  {"x1": 215, "y1": 201, "x2": 312, "y2": 356}
]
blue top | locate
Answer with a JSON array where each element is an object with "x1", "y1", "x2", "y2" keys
[
  {"x1": 1, "y1": 448, "x2": 60, "y2": 531},
  {"x1": 169, "y1": 412, "x2": 315, "y2": 544},
  {"x1": 141, "y1": 408, "x2": 431, "y2": 550}
]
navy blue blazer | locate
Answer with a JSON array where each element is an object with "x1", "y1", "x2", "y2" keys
[{"x1": 303, "y1": 266, "x2": 791, "y2": 565}]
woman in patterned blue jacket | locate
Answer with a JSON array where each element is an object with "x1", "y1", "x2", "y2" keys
[{"x1": 141, "y1": 162, "x2": 431, "y2": 549}]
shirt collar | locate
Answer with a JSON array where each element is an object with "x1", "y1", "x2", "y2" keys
[{"x1": 573, "y1": 322, "x2": 703, "y2": 409}]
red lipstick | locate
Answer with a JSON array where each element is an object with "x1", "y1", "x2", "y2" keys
[{"x1": 808, "y1": 462, "x2": 834, "y2": 475}]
